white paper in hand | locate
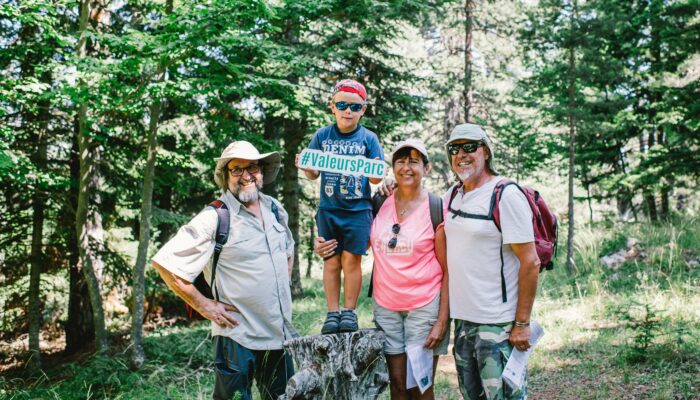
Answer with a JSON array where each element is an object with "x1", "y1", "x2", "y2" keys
[
  {"x1": 502, "y1": 320, "x2": 544, "y2": 391},
  {"x1": 406, "y1": 343, "x2": 433, "y2": 394}
]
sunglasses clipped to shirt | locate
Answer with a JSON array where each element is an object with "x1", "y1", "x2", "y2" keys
[
  {"x1": 387, "y1": 223, "x2": 401, "y2": 249},
  {"x1": 447, "y1": 142, "x2": 484, "y2": 156},
  {"x1": 334, "y1": 101, "x2": 365, "y2": 112}
]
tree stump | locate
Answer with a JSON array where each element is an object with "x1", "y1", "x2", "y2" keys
[{"x1": 279, "y1": 329, "x2": 389, "y2": 399}]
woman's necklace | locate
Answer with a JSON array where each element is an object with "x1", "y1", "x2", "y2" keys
[{"x1": 396, "y1": 190, "x2": 423, "y2": 219}]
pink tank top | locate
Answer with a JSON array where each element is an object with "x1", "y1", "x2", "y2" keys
[{"x1": 370, "y1": 194, "x2": 443, "y2": 311}]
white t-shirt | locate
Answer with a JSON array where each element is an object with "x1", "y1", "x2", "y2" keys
[{"x1": 443, "y1": 176, "x2": 534, "y2": 323}]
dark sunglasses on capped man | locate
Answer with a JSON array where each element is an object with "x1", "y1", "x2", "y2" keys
[{"x1": 448, "y1": 142, "x2": 484, "y2": 156}]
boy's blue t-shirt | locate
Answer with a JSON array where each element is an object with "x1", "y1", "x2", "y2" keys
[{"x1": 308, "y1": 124, "x2": 384, "y2": 211}]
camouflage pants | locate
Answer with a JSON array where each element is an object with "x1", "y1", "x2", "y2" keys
[{"x1": 453, "y1": 320, "x2": 526, "y2": 400}]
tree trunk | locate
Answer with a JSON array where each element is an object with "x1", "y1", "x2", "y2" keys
[
  {"x1": 660, "y1": 186, "x2": 670, "y2": 219},
  {"x1": 643, "y1": 132, "x2": 658, "y2": 221},
  {"x1": 131, "y1": 86, "x2": 163, "y2": 368},
  {"x1": 306, "y1": 219, "x2": 314, "y2": 278},
  {"x1": 566, "y1": 6, "x2": 576, "y2": 276},
  {"x1": 27, "y1": 123, "x2": 47, "y2": 370},
  {"x1": 263, "y1": 117, "x2": 280, "y2": 199},
  {"x1": 75, "y1": 0, "x2": 107, "y2": 352},
  {"x1": 280, "y1": 330, "x2": 389, "y2": 399},
  {"x1": 65, "y1": 125, "x2": 95, "y2": 354},
  {"x1": 156, "y1": 134, "x2": 176, "y2": 245},
  {"x1": 282, "y1": 119, "x2": 305, "y2": 298},
  {"x1": 19, "y1": 17, "x2": 51, "y2": 368},
  {"x1": 644, "y1": 0, "x2": 662, "y2": 222},
  {"x1": 131, "y1": 0, "x2": 171, "y2": 359},
  {"x1": 585, "y1": 183, "x2": 593, "y2": 224},
  {"x1": 463, "y1": 0, "x2": 474, "y2": 122}
]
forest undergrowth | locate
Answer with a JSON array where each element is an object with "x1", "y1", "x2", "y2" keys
[{"x1": 1, "y1": 217, "x2": 698, "y2": 399}]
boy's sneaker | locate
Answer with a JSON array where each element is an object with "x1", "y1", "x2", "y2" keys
[
  {"x1": 338, "y1": 309, "x2": 358, "y2": 333},
  {"x1": 321, "y1": 311, "x2": 341, "y2": 334}
]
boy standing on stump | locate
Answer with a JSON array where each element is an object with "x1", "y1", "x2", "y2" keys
[{"x1": 297, "y1": 79, "x2": 384, "y2": 334}]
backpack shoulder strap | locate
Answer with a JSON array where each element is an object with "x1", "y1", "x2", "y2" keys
[
  {"x1": 209, "y1": 200, "x2": 229, "y2": 302},
  {"x1": 270, "y1": 198, "x2": 281, "y2": 224},
  {"x1": 371, "y1": 192, "x2": 387, "y2": 218},
  {"x1": 367, "y1": 193, "x2": 387, "y2": 298},
  {"x1": 428, "y1": 192, "x2": 443, "y2": 231},
  {"x1": 490, "y1": 179, "x2": 519, "y2": 232}
]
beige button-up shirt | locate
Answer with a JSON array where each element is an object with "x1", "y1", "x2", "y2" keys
[{"x1": 152, "y1": 191, "x2": 295, "y2": 350}]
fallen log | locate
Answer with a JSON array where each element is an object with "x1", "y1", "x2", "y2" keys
[{"x1": 280, "y1": 329, "x2": 389, "y2": 399}]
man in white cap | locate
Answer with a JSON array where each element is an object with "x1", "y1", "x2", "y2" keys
[
  {"x1": 443, "y1": 123, "x2": 540, "y2": 400},
  {"x1": 152, "y1": 141, "x2": 295, "y2": 400}
]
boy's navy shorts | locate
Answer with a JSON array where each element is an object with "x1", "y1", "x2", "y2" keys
[{"x1": 316, "y1": 208, "x2": 372, "y2": 257}]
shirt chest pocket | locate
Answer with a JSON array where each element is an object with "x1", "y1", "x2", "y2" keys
[
  {"x1": 272, "y1": 222, "x2": 287, "y2": 252},
  {"x1": 223, "y1": 224, "x2": 265, "y2": 263}
]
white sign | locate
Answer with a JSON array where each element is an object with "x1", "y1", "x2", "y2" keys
[
  {"x1": 406, "y1": 343, "x2": 433, "y2": 394},
  {"x1": 298, "y1": 149, "x2": 386, "y2": 179},
  {"x1": 502, "y1": 320, "x2": 545, "y2": 391}
]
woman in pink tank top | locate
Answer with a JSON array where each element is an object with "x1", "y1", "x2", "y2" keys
[{"x1": 315, "y1": 139, "x2": 449, "y2": 400}]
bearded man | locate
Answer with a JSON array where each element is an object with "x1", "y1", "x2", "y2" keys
[{"x1": 152, "y1": 141, "x2": 295, "y2": 400}]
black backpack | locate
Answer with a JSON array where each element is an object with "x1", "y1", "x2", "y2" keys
[
  {"x1": 366, "y1": 192, "x2": 443, "y2": 297},
  {"x1": 185, "y1": 199, "x2": 281, "y2": 319}
]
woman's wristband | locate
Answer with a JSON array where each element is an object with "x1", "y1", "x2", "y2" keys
[{"x1": 514, "y1": 321, "x2": 530, "y2": 327}]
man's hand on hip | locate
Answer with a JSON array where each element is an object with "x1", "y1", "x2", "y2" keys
[
  {"x1": 201, "y1": 300, "x2": 240, "y2": 329},
  {"x1": 509, "y1": 325, "x2": 531, "y2": 352}
]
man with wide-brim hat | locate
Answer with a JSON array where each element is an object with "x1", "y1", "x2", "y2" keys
[{"x1": 153, "y1": 140, "x2": 295, "y2": 400}]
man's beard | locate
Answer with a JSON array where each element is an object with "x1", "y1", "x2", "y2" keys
[
  {"x1": 230, "y1": 179, "x2": 262, "y2": 204},
  {"x1": 457, "y1": 171, "x2": 471, "y2": 181}
]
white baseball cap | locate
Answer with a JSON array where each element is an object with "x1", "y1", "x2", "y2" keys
[{"x1": 391, "y1": 138, "x2": 429, "y2": 163}]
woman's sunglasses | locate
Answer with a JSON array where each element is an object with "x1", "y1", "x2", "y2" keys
[
  {"x1": 334, "y1": 101, "x2": 365, "y2": 112},
  {"x1": 387, "y1": 223, "x2": 401, "y2": 249},
  {"x1": 448, "y1": 142, "x2": 483, "y2": 155}
]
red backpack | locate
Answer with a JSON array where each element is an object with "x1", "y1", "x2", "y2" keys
[{"x1": 448, "y1": 179, "x2": 558, "y2": 302}]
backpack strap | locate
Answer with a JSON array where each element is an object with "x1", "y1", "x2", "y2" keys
[
  {"x1": 489, "y1": 179, "x2": 528, "y2": 304},
  {"x1": 371, "y1": 192, "x2": 387, "y2": 218},
  {"x1": 270, "y1": 199, "x2": 281, "y2": 224},
  {"x1": 428, "y1": 192, "x2": 443, "y2": 230},
  {"x1": 490, "y1": 179, "x2": 520, "y2": 232},
  {"x1": 448, "y1": 183, "x2": 492, "y2": 221},
  {"x1": 209, "y1": 200, "x2": 229, "y2": 302},
  {"x1": 367, "y1": 193, "x2": 386, "y2": 298}
]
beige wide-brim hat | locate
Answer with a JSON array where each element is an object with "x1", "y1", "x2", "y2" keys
[
  {"x1": 445, "y1": 123, "x2": 498, "y2": 174},
  {"x1": 213, "y1": 141, "x2": 281, "y2": 187}
]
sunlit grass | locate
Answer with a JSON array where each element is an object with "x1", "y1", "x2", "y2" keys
[{"x1": 3, "y1": 217, "x2": 699, "y2": 399}]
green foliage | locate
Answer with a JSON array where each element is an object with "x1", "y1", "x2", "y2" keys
[
  {"x1": 613, "y1": 302, "x2": 663, "y2": 363},
  {"x1": 1, "y1": 0, "x2": 699, "y2": 396},
  {"x1": 517, "y1": 0, "x2": 700, "y2": 218},
  {"x1": 4, "y1": 215, "x2": 699, "y2": 398}
]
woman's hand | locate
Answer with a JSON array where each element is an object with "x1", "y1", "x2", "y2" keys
[
  {"x1": 314, "y1": 236, "x2": 338, "y2": 258},
  {"x1": 423, "y1": 317, "x2": 449, "y2": 349}
]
